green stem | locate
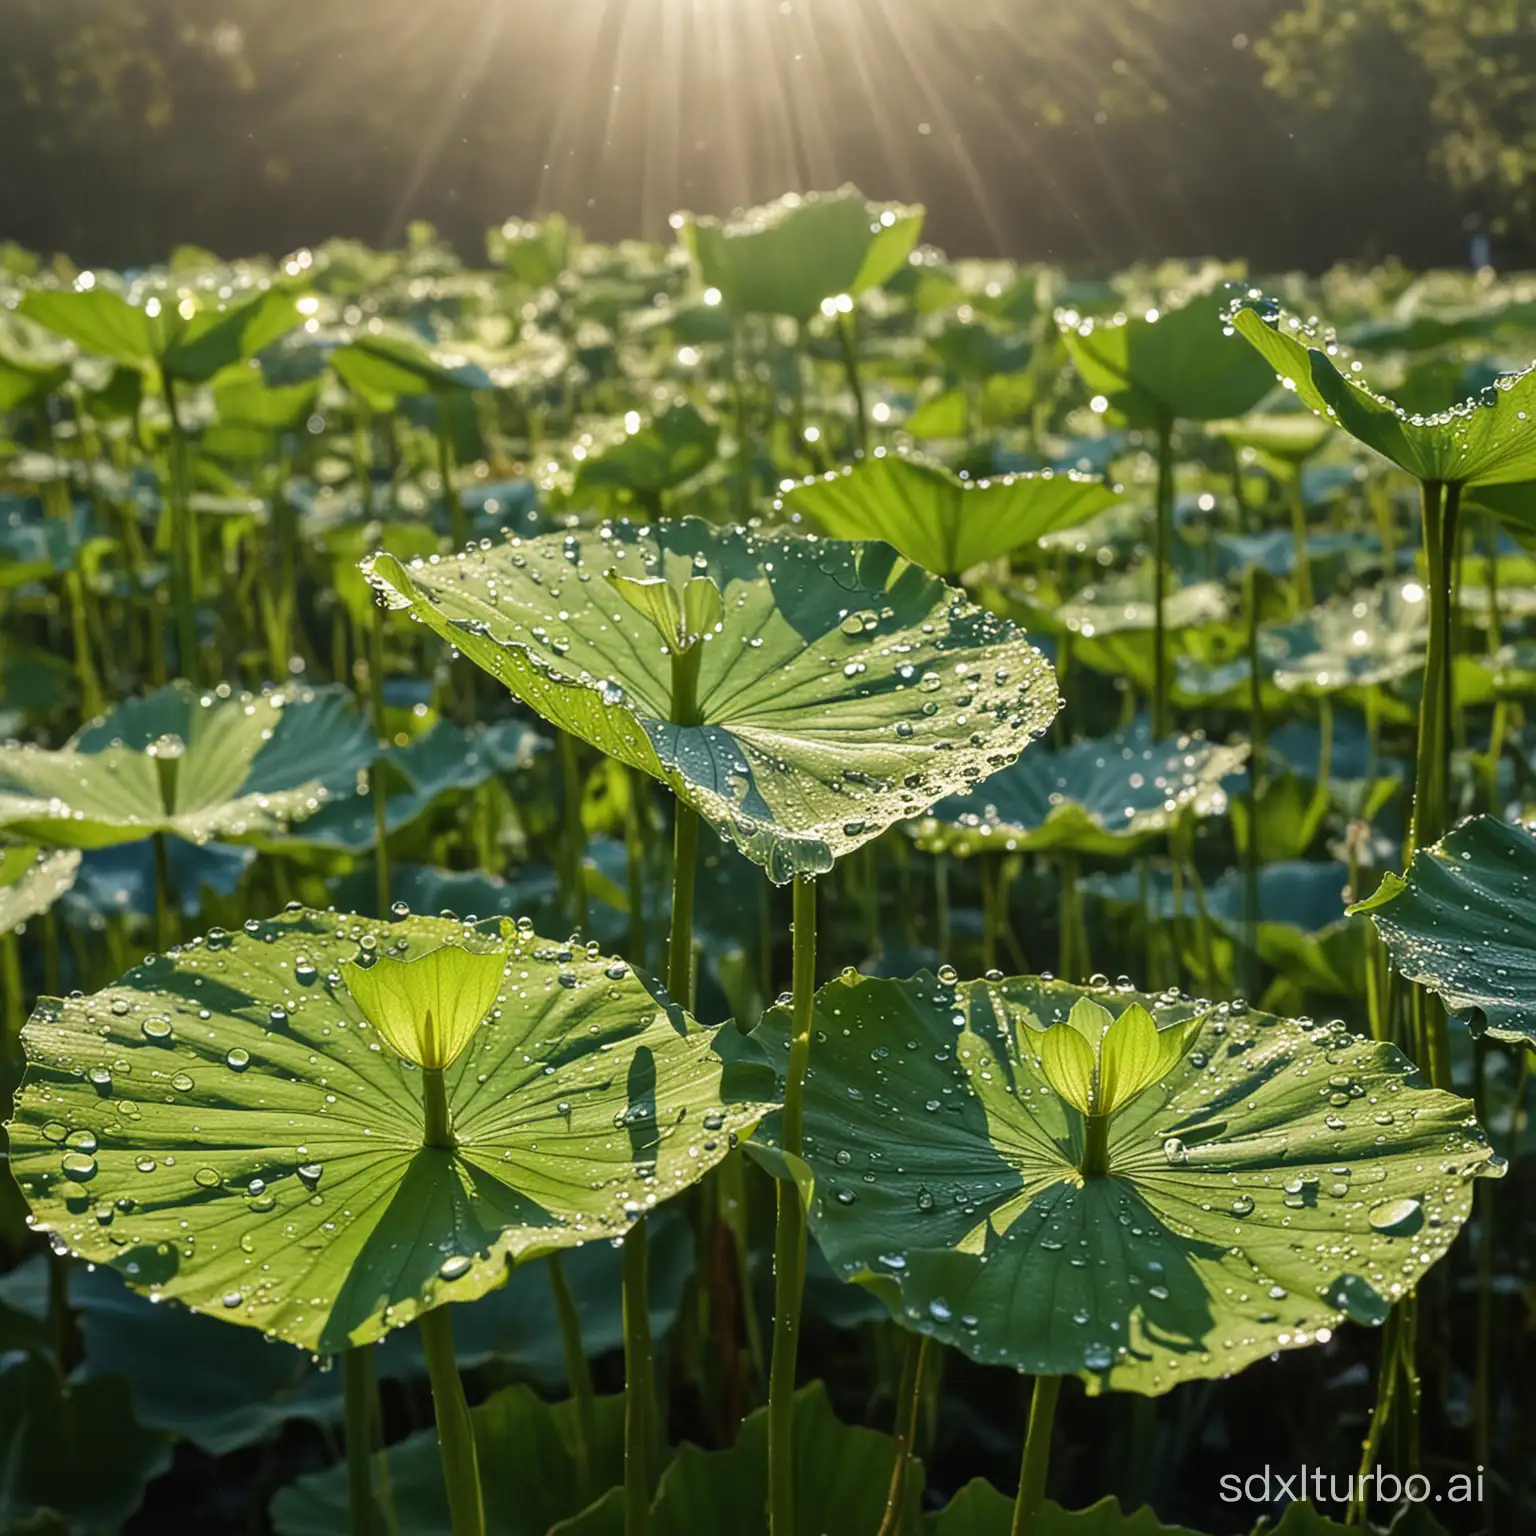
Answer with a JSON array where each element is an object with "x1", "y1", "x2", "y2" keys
[
  {"x1": 624, "y1": 769, "x2": 647, "y2": 970},
  {"x1": 549, "y1": 1253, "x2": 599, "y2": 1507},
  {"x1": 422, "y1": 1066, "x2": 452, "y2": 1149},
  {"x1": 1287, "y1": 475, "x2": 1314, "y2": 609},
  {"x1": 1243, "y1": 561, "x2": 1263, "y2": 1001},
  {"x1": 622, "y1": 1219, "x2": 655, "y2": 1536},
  {"x1": 437, "y1": 419, "x2": 466, "y2": 550},
  {"x1": 419, "y1": 1306, "x2": 484, "y2": 1536},
  {"x1": 370, "y1": 610, "x2": 391, "y2": 920},
  {"x1": 1152, "y1": 414, "x2": 1175, "y2": 738},
  {"x1": 1081, "y1": 1115, "x2": 1110, "y2": 1180},
  {"x1": 1408, "y1": 480, "x2": 1460, "y2": 1090},
  {"x1": 876, "y1": 1333, "x2": 931, "y2": 1536},
  {"x1": 559, "y1": 732, "x2": 588, "y2": 933},
  {"x1": 152, "y1": 832, "x2": 175, "y2": 957},
  {"x1": 161, "y1": 372, "x2": 198, "y2": 683},
  {"x1": 837, "y1": 312, "x2": 869, "y2": 457},
  {"x1": 731, "y1": 326, "x2": 752, "y2": 518},
  {"x1": 1472, "y1": 1041, "x2": 1494, "y2": 1477},
  {"x1": 768, "y1": 876, "x2": 818, "y2": 1536},
  {"x1": 1, "y1": 932, "x2": 23, "y2": 1080},
  {"x1": 1057, "y1": 852, "x2": 1081, "y2": 982},
  {"x1": 667, "y1": 805, "x2": 700, "y2": 1008},
  {"x1": 1010, "y1": 1375, "x2": 1062, "y2": 1536},
  {"x1": 343, "y1": 1347, "x2": 377, "y2": 1536}
]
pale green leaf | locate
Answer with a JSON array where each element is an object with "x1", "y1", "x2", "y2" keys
[
  {"x1": 364, "y1": 520, "x2": 1059, "y2": 883},
  {"x1": 13, "y1": 908, "x2": 772, "y2": 1352},
  {"x1": 339, "y1": 944, "x2": 510, "y2": 1070}
]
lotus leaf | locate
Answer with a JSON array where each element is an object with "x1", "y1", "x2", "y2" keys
[
  {"x1": 751, "y1": 972, "x2": 1499, "y2": 1394},
  {"x1": 365, "y1": 519, "x2": 1060, "y2": 882},
  {"x1": 12, "y1": 907, "x2": 772, "y2": 1351}
]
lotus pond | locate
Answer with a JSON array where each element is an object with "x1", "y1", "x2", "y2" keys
[{"x1": 0, "y1": 193, "x2": 1531, "y2": 1535}]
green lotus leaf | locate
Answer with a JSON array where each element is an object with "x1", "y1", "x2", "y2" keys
[
  {"x1": 781, "y1": 455, "x2": 1119, "y2": 577},
  {"x1": 1465, "y1": 478, "x2": 1536, "y2": 542},
  {"x1": 1229, "y1": 300, "x2": 1536, "y2": 487},
  {"x1": 905, "y1": 372, "x2": 1039, "y2": 439},
  {"x1": 271, "y1": 1381, "x2": 624, "y2": 1536},
  {"x1": 1060, "y1": 283, "x2": 1274, "y2": 424},
  {"x1": 910, "y1": 727, "x2": 1245, "y2": 858},
  {"x1": 0, "y1": 681, "x2": 377, "y2": 850},
  {"x1": 1352, "y1": 814, "x2": 1536, "y2": 1046},
  {"x1": 489, "y1": 213, "x2": 579, "y2": 288},
  {"x1": 0, "y1": 1352, "x2": 171, "y2": 1534},
  {"x1": 279, "y1": 720, "x2": 546, "y2": 858},
  {"x1": 19, "y1": 281, "x2": 302, "y2": 383},
  {"x1": 11, "y1": 907, "x2": 771, "y2": 1351},
  {"x1": 926, "y1": 1481, "x2": 1201, "y2": 1536},
  {"x1": 330, "y1": 327, "x2": 496, "y2": 400},
  {"x1": 364, "y1": 519, "x2": 1060, "y2": 883},
  {"x1": 682, "y1": 189, "x2": 924, "y2": 322},
  {"x1": 1271, "y1": 582, "x2": 1428, "y2": 698},
  {"x1": 0, "y1": 845, "x2": 81, "y2": 931},
  {"x1": 63, "y1": 1209, "x2": 692, "y2": 1456},
  {"x1": 610, "y1": 1381, "x2": 917, "y2": 1536},
  {"x1": 924, "y1": 316, "x2": 1033, "y2": 382},
  {"x1": 572, "y1": 402, "x2": 719, "y2": 500},
  {"x1": 751, "y1": 972, "x2": 1499, "y2": 1394},
  {"x1": 1207, "y1": 412, "x2": 1334, "y2": 466}
]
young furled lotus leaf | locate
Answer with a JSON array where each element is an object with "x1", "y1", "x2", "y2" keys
[
  {"x1": 572, "y1": 402, "x2": 719, "y2": 501},
  {"x1": 19, "y1": 276, "x2": 302, "y2": 383},
  {"x1": 1060, "y1": 282, "x2": 1275, "y2": 427},
  {"x1": 681, "y1": 189, "x2": 924, "y2": 323},
  {"x1": 11, "y1": 907, "x2": 772, "y2": 1352},
  {"x1": 781, "y1": 454, "x2": 1120, "y2": 577},
  {"x1": 364, "y1": 518, "x2": 1061, "y2": 883},
  {"x1": 1352, "y1": 814, "x2": 1536, "y2": 1047},
  {"x1": 0, "y1": 845, "x2": 81, "y2": 931},
  {"x1": 925, "y1": 1480, "x2": 1202, "y2": 1535},
  {"x1": 0, "y1": 681, "x2": 376, "y2": 849},
  {"x1": 1228, "y1": 299, "x2": 1536, "y2": 488},
  {"x1": 910, "y1": 727, "x2": 1245, "y2": 859},
  {"x1": 751, "y1": 972, "x2": 1500, "y2": 1394}
]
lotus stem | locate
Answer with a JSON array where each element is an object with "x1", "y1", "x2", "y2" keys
[
  {"x1": 876, "y1": 1332, "x2": 931, "y2": 1536},
  {"x1": 767, "y1": 874, "x2": 818, "y2": 1536},
  {"x1": 419, "y1": 1305, "x2": 484, "y2": 1536},
  {"x1": 731, "y1": 324, "x2": 752, "y2": 519},
  {"x1": 422, "y1": 1066, "x2": 453, "y2": 1150},
  {"x1": 624, "y1": 769, "x2": 647, "y2": 969},
  {"x1": 1, "y1": 932, "x2": 23, "y2": 1075},
  {"x1": 667, "y1": 805, "x2": 699, "y2": 1007},
  {"x1": 161, "y1": 372, "x2": 199, "y2": 684},
  {"x1": 436, "y1": 417, "x2": 467, "y2": 551},
  {"x1": 549, "y1": 1252, "x2": 599, "y2": 1508},
  {"x1": 559, "y1": 732, "x2": 588, "y2": 934},
  {"x1": 1288, "y1": 475, "x2": 1313, "y2": 609},
  {"x1": 1242, "y1": 561, "x2": 1263, "y2": 1002},
  {"x1": 1473, "y1": 1040, "x2": 1494, "y2": 1477},
  {"x1": 343, "y1": 1346, "x2": 377, "y2": 1536},
  {"x1": 1081, "y1": 1115, "x2": 1111, "y2": 1181},
  {"x1": 1152, "y1": 414, "x2": 1175, "y2": 738},
  {"x1": 1010, "y1": 1374, "x2": 1062, "y2": 1535},
  {"x1": 369, "y1": 610, "x2": 391, "y2": 921},
  {"x1": 1056, "y1": 851, "x2": 1082, "y2": 982},
  {"x1": 152, "y1": 832, "x2": 175, "y2": 957},
  {"x1": 837, "y1": 312, "x2": 869, "y2": 457},
  {"x1": 1407, "y1": 479, "x2": 1460, "y2": 1090}
]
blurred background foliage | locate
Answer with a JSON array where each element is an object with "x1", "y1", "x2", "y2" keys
[{"x1": 4, "y1": 0, "x2": 1536, "y2": 270}]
